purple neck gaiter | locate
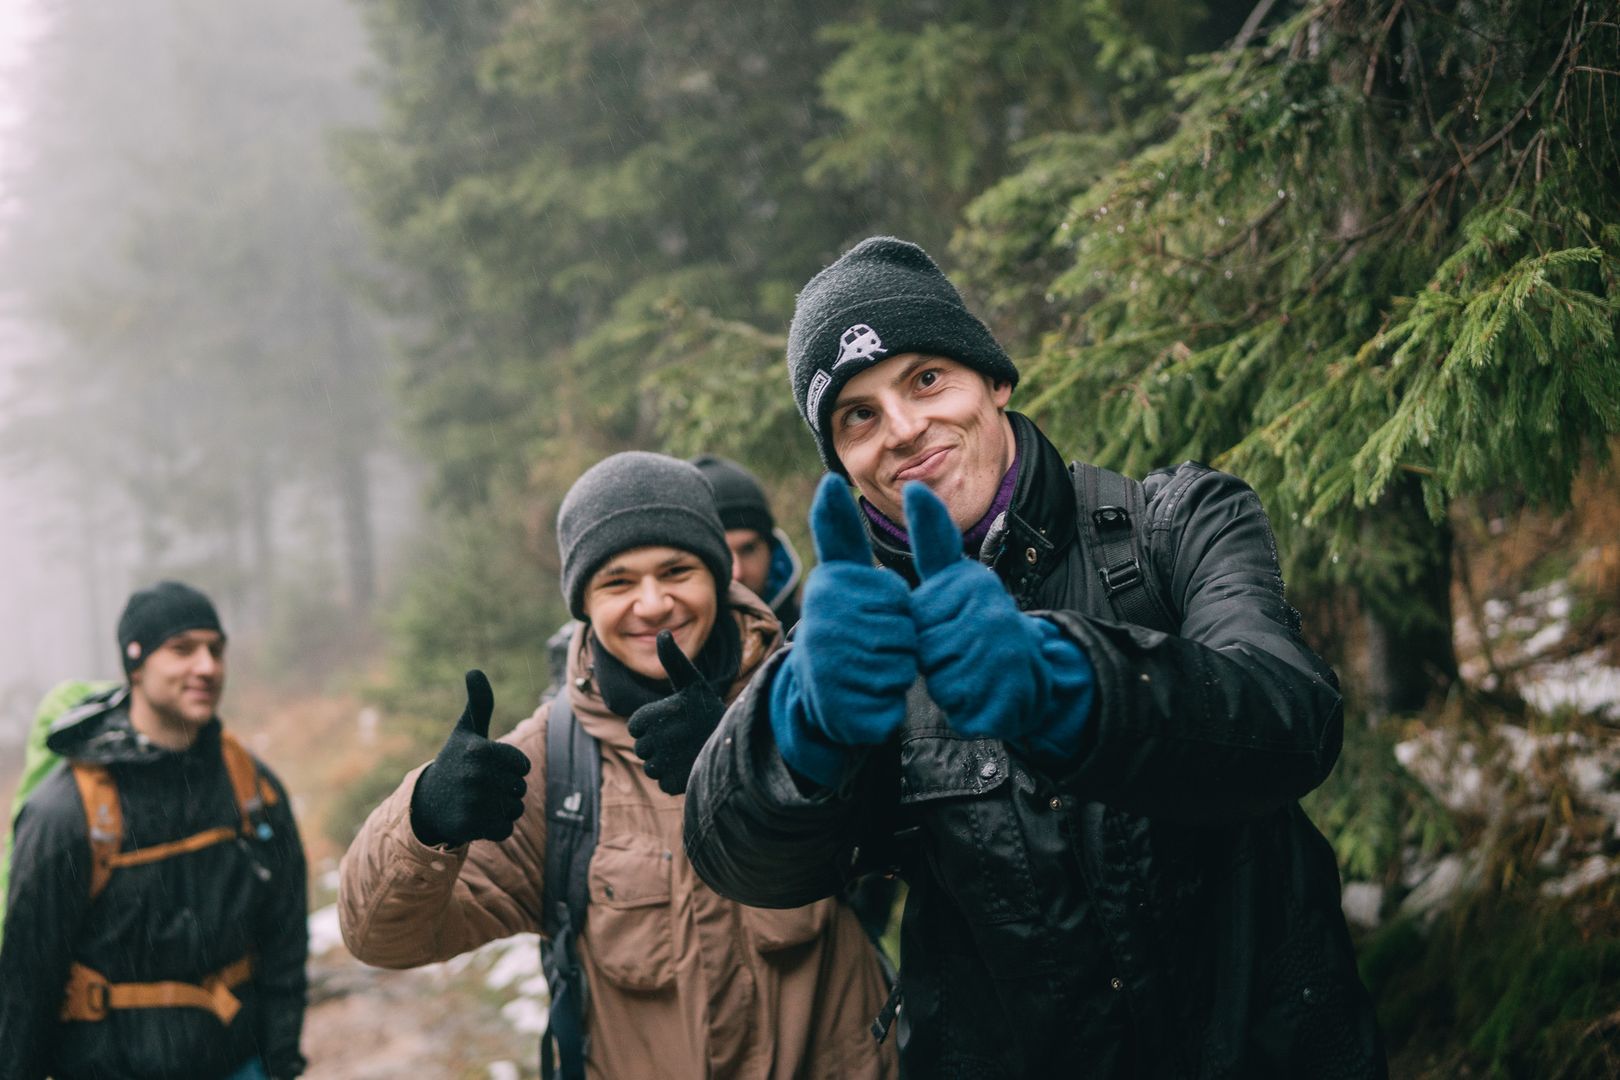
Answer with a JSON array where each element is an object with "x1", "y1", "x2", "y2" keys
[{"x1": 860, "y1": 446, "x2": 1021, "y2": 559}]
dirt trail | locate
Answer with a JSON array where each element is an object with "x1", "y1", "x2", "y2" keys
[
  {"x1": 237, "y1": 688, "x2": 546, "y2": 1079},
  {"x1": 302, "y1": 937, "x2": 540, "y2": 1080}
]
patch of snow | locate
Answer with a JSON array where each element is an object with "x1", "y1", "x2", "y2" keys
[
  {"x1": 1398, "y1": 854, "x2": 1478, "y2": 920},
  {"x1": 1521, "y1": 651, "x2": 1620, "y2": 721},
  {"x1": 502, "y1": 994, "x2": 550, "y2": 1036},
  {"x1": 1341, "y1": 882, "x2": 1384, "y2": 930},
  {"x1": 307, "y1": 904, "x2": 345, "y2": 956},
  {"x1": 1395, "y1": 729, "x2": 1486, "y2": 812},
  {"x1": 1521, "y1": 621, "x2": 1568, "y2": 657},
  {"x1": 485, "y1": 937, "x2": 542, "y2": 990},
  {"x1": 1540, "y1": 855, "x2": 1617, "y2": 898}
]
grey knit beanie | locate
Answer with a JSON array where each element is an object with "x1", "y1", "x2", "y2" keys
[
  {"x1": 690, "y1": 454, "x2": 774, "y2": 537},
  {"x1": 557, "y1": 451, "x2": 733, "y2": 620},
  {"x1": 786, "y1": 236, "x2": 1018, "y2": 473}
]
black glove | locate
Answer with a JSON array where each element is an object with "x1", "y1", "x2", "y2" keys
[
  {"x1": 626, "y1": 631, "x2": 726, "y2": 796},
  {"x1": 409, "y1": 670, "x2": 532, "y2": 846}
]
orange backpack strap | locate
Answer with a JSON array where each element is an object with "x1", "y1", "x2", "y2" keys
[
  {"x1": 219, "y1": 730, "x2": 277, "y2": 837},
  {"x1": 69, "y1": 732, "x2": 279, "y2": 902},
  {"x1": 69, "y1": 764, "x2": 122, "y2": 902}
]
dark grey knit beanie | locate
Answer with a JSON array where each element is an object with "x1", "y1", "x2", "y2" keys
[
  {"x1": 786, "y1": 236, "x2": 1019, "y2": 473},
  {"x1": 690, "y1": 454, "x2": 774, "y2": 537},
  {"x1": 557, "y1": 451, "x2": 733, "y2": 620},
  {"x1": 117, "y1": 580, "x2": 225, "y2": 676}
]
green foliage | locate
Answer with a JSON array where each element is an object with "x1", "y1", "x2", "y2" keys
[
  {"x1": 960, "y1": 0, "x2": 1620, "y2": 645},
  {"x1": 1303, "y1": 717, "x2": 1457, "y2": 883},
  {"x1": 377, "y1": 502, "x2": 562, "y2": 730},
  {"x1": 1363, "y1": 894, "x2": 1620, "y2": 1079}
]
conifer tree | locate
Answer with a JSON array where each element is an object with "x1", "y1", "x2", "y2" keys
[{"x1": 959, "y1": 0, "x2": 1620, "y2": 711}]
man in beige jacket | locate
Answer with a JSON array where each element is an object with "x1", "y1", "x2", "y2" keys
[{"x1": 339, "y1": 451, "x2": 895, "y2": 1079}]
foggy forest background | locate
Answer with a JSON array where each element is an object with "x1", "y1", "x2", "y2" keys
[{"x1": 1, "y1": 0, "x2": 1617, "y2": 1076}]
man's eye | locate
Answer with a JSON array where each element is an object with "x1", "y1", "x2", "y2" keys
[
  {"x1": 840, "y1": 407, "x2": 872, "y2": 428},
  {"x1": 917, "y1": 369, "x2": 940, "y2": 388}
]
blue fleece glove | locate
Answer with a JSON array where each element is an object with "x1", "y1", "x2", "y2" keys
[
  {"x1": 905, "y1": 482, "x2": 1097, "y2": 759},
  {"x1": 771, "y1": 475, "x2": 918, "y2": 787}
]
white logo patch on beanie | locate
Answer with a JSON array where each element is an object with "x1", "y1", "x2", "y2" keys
[
  {"x1": 835, "y1": 323, "x2": 885, "y2": 367},
  {"x1": 805, "y1": 370, "x2": 833, "y2": 432}
]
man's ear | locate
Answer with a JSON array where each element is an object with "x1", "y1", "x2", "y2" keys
[{"x1": 989, "y1": 377, "x2": 1014, "y2": 409}]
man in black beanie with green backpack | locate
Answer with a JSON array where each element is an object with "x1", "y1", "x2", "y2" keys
[
  {"x1": 339, "y1": 451, "x2": 895, "y2": 1079},
  {"x1": 684, "y1": 237, "x2": 1388, "y2": 1077},
  {"x1": 0, "y1": 581, "x2": 308, "y2": 1080}
]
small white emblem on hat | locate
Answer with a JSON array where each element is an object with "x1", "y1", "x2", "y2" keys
[
  {"x1": 806, "y1": 370, "x2": 834, "y2": 432},
  {"x1": 835, "y1": 324, "x2": 885, "y2": 368}
]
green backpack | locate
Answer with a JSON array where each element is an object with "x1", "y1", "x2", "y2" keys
[{"x1": 0, "y1": 679, "x2": 119, "y2": 949}]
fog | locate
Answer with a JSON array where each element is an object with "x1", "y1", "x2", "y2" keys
[{"x1": 0, "y1": 0, "x2": 419, "y2": 749}]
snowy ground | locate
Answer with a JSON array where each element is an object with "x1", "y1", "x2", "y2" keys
[
  {"x1": 1370, "y1": 578, "x2": 1620, "y2": 926},
  {"x1": 303, "y1": 898, "x2": 548, "y2": 1079}
]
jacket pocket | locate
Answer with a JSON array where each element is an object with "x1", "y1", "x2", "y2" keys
[
  {"x1": 585, "y1": 833, "x2": 675, "y2": 990},
  {"x1": 741, "y1": 896, "x2": 835, "y2": 954},
  {"x1": 900, "y1": 732, "x2": 1038, "y2": 926}
]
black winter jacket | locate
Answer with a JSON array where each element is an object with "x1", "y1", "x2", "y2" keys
[
  {"x1": 684, "y1": 413, "x2": 1386, "y2": 1079},
  {"x1": 0, "y1": 690, "x2": 307, "y2": 1080}
]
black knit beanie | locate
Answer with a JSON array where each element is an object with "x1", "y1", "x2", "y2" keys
[
  {"x1": 690, "y1": 454, "x2": 774, "y2": 537},
  {"x1": 117, "y1": 580, "x2": 225, "y2": 676},
  {"x1": 557, "y1": 451, "x2": 733, "y2": 620},
  {"x1": 785, "y1": 236, "x2": 1019, "y2": 474}
]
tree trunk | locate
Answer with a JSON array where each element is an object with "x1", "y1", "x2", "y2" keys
[
  {"x1": 1358, "y1": 482, "x2": 1459, "y2": 718},
  {"x1": 335, "y1": 446, "x2": 376, "y2": 616},
  {"x1": 247, "y1": 452, "x2": 276, "y2": 629}
]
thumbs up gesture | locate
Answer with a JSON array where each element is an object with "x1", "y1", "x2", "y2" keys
[
  {"x1": 627, "y1": 631, "x2": 727, "y2": 796},
  {"x1": 904, "y1": 482, "x2": 1067, "y2": 744},
  {"x1": 768, "y1": 475, "x2": 918, "y2": 787},
  {"x1": 409, "y1": 670, "x2": 533, "y2": 847}
]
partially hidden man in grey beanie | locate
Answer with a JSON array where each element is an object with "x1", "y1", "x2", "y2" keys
[
  {"x1": 557, "y1": 451, "x2": 733, "y2": 620},
  {"x1": 689, "y1": 454, "x2": 774, "y2": 537},
  {"x1": 785, "y1": 236, "x2": 1020, "y2": 473}
]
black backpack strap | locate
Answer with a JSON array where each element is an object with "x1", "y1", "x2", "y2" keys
[
  {"x1": 539, "y1": 694, "x2": 599, "y2": 1080},
  {"x1": 1073, "y1": 463, "x2": 1179, "y2": 634}
]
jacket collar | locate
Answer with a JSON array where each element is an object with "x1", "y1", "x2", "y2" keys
[
  {"x1": 865, "y1": 411, "x2": 1077, "y2": 598},
  {"x1": 47, "y1": 686, "x2": 226, "y2": 768}
]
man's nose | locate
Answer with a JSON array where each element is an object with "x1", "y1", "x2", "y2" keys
[
  {"x1": 634, "y1": 578, "x2": 673, "y2": 617},
  {"x1": 883, "y1": 401, "x2": 927, "y2": 446}
]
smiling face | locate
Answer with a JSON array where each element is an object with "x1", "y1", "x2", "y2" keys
[
  {"x1": 583, "y1": 545, "x2": 720, "y2": 680},
  {"x1": 129, "y1": 628, "x2": 226, "y2": 744},
  {"x1": 829, "y1": 353, "x2": 1016, "y2": 530}
]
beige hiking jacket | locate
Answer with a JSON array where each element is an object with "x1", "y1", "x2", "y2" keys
[{"x1": 338, "y1": 583, "x2": 896, "y2": 1079}]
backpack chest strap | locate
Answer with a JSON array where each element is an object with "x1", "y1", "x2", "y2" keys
[{"x1": 59, "y1": 955, "x2": 254, "y2": 1025}]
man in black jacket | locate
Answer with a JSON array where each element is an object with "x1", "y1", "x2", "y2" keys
[
  {"x1": 0, "y1": 582, "x2": 307, "y2": 1080},
  {"x1": 683, "y1": 236, "x2": 1386, "y2": 1078}
]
